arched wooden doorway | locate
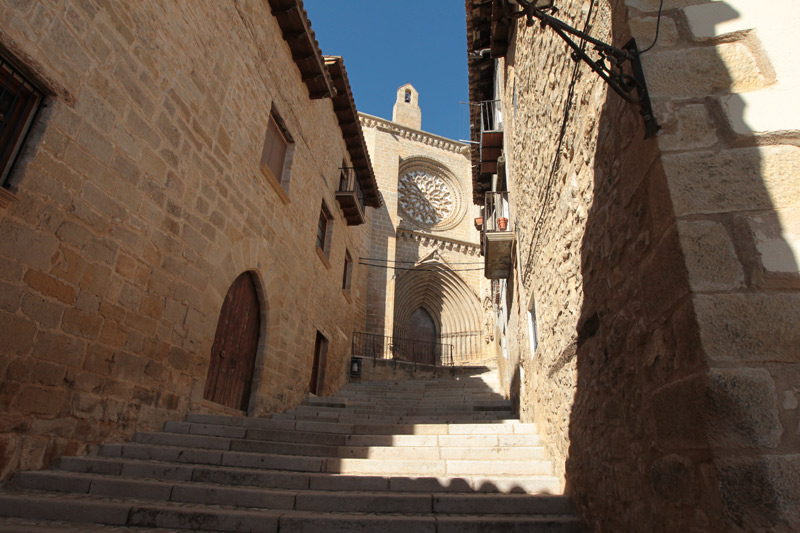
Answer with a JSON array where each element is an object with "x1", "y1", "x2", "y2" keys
[{"x1": 204, "y1": 271, "x2": 260, "y2": 410}]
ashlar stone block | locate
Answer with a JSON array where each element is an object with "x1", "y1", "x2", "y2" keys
[
  {"x1": 694, "y1": 293, "x2": 800, "y2": 363},
  {"x1": 663, "y1": 145, "x2": 800, "y2": 217},
  {"x1": 676, "y1": 219, "x2": 745, "y2": 292},
  {"x1": 706, "y1": 368, "x2": 783, "y2": 449}
]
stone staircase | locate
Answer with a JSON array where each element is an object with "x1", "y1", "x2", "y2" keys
[{"x1": 0, "y1": 370, "x2": 585, "y2": 532}]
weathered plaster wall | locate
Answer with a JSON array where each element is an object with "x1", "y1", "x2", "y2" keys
[{"x1": 0, "y1": 0, "x2": 370, "y2": 479}]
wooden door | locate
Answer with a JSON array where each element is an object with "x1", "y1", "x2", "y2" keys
[
  {"x1": 204, "y1": 272, "x2": 260, "y2": 410},
  {"x1": 309, "y1": 331, "x2": 328, "y2": 395},
  {"x1": 406, "y1": 307, "x2": 437, "y2": 364}
]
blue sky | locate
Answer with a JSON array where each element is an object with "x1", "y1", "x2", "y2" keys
[{"x1": 304, "y1": 0, "x2": 470, "y2": 142}]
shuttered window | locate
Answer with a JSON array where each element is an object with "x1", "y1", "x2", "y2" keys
[{"x1": 261, "y1": 113, "x2": 289, "y2": 181}]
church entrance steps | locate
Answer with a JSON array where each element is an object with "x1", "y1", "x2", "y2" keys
[{"x1": 0, "y1": 369, "x2": 585, "y2": 531}]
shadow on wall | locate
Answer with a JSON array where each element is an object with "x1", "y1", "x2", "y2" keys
[{"x1": 564, "y1": 1, "x2": 798, "y2": 531}]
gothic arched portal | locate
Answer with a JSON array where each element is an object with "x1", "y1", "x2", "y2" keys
[{"x1": 393, "y1": 260, "x2": 484, "y2": 363}]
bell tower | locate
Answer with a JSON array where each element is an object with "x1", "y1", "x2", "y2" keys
[{"x1": 392, "y1": 83, "x2": 421, "y2": 130}]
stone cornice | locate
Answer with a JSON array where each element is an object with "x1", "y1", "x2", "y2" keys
[
  {"x1": 397, "y1": 227, "x2": 481, "y2": 256},
  {"x1": 359, "y1": 113, "x2": 471, "y2": 157}
]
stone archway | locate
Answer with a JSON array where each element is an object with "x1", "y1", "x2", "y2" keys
[{"x1": 393, "y1": 258, "x2": 484, "y2": 363}]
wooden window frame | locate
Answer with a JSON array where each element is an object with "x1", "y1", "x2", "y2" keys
[
  {"x1": 315, "y1": 201, "x2": 333, "y2": 269},
  {"x1": 342, "y1": 250, "x2": 353, "y2": 301},
  {"x1": 259, "y1": 108, "x2": 294, "y2": 204}
]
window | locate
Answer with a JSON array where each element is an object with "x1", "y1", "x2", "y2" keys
[
  {"x1": 404, "y1": 89, "x2": 411, "y2": 103},
  {"x1": 342, "y1": 251, "x2": 353, "y2": 291},
  {"x1": 0, "y1": 55, "x2": 43, "y2": 190},
  {"x1": 259, "y1": 108, "x2": 293, "y2": 202},
  {"x1": 315, "y1": 201, "x2": 333, "y2": 267},
  {"x1": 528, "y1": 300, "x2": 538, "y2": 356}
]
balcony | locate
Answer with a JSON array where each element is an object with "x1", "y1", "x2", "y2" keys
[
  {"x1": 482, "y1": 191, "x2": 514, "y2": 279},
  {"x1": 479, "y1": 100, "x2": 503, "y2": 175},
  {"x1": 335, "y1": 167, "x2": 366, "y2": 225}
]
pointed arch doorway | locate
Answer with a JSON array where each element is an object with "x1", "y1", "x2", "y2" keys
[{"x1": 204, "y1": 271, "x2": 261, "y2": 411}]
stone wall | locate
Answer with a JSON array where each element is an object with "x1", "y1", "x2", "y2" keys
[
  {"x1": 493, "y1": 0, "x2": 799, "y2": 530},
  {"x1": 0, "y1": 0, "x2": 371, "y2": 479}
]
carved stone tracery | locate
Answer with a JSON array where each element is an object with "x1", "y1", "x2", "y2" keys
[
  {"x1": 398, "y1": 170, "x2": 454, "y2": 226},
  {"x1": 397, "y1": 158, "x2": 464, "y2": 231}
]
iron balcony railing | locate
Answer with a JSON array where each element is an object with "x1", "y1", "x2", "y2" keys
[
  {"x1": 352, "y1": 331, "x2": 454, "y2": 367},
  {"x1": 479, "y1": 99, "x2": 503, "y2": 133}
]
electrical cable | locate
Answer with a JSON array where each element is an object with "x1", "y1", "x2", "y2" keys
[
  {"x1": 359, "y1": 257, "x2": 484, "y2": 265},
  {"x1": 358, "y1": 262, "x2": 485, "y2": 272},
  {"x1": 637, "y1": 0, "x2": 664, "y2": 54}
]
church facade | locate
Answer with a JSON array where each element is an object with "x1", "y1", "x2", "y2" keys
[{"x1": 360, "y1": 85, "x2": 494, "y2": 367}]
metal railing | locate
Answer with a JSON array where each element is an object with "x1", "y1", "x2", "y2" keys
[
  {"x1": 352, "y1": 331, "x2": 454, "y2": 367},
  {"x1": 442, "y1": 331, "x2": 484, "y2": 365},
  {"x1": 479, "y1": 99, "x2": 502, "y2": 133},
  {"x1": 338, "y1": 167, "x2": 365, "y2": 212},
  {"x1": 484, "y1": 191, "x2": 512, "y2": 233}
]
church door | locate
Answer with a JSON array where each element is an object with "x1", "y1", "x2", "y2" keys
[
  {"x1": 204, "y1": 272, "x2": 260, "y2": 410},
  {"x1": 406, "y1": 307, "x2": 437, "y2": 364}
]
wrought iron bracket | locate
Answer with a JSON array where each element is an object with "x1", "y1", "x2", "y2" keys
[{"x1": 512, "y1": 1, "x2": 660, "y2": 138}]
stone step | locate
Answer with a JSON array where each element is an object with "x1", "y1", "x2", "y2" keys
[
  {"x1": 182, "y1": 415, "x2": 535, "y2": 436},
  {"x1": 56, "y1": 456, "x2": 563, "y2": 494},
  {"x1": 324, "y1": 458, "x2": 553, "y2": 476},
  {"x1": 98, "y1": 442, "x2": 327, "y2": 473},
  {"x1": 271, "y1": 413, "x2": 514, "y2": 425},
  {"x1": 0, "y1": 493, "x2": 584, "y2": 533},
  {"x1": 135, "y1": 431, "x2": 340, "y2": 458},
  {"x1": 337, "y1": 445, "x2": 547, "y2": 461},
  {"x1": 162, "y1": 421, "x2": 533, "y2": 447},
  {"x1": 343, "y1": 432, "x2": 541, "y2": 447},
  {"x1": 100, "y1": 440, "x2": 553, "y2": 477},
  {"x1": 133, "y1": 431, "x2": 545, "y2": 462},
  {"x1": 14, "y1": 470, "x2": 569, "y2": 515}
]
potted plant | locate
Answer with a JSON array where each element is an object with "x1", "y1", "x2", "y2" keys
[{"x1": 497, "y1": 217, "x2": 508, "y2": 231}]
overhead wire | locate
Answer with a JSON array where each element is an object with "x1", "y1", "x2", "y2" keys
[{"x1": 638, "y1": 0, "x2": 665, "y2": 54}]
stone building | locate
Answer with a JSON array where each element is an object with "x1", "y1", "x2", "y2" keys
[
  {"x1": 359, "y1": 84, "x2": 493, "y2": 366},
  {"x1": 0, "y1": 0, "x2": 381, "y2": 480},
  {"x1": 467, "y1": 0, "x2": 800, "y2": 531}
]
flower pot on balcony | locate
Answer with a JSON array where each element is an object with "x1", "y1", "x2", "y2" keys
[
  {"x1": 474, "y1": 217, "x2": 483, "y2": 230},
  {"x1": 497, "y1": 217, "x2": 508, "y2": 231}
]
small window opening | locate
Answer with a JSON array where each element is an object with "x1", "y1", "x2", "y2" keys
[
  {"x1": 342, "y1": 251, "x2": 353, "y2": 291},
  {"x1": 404, "y1": 89, "x2": 411, "y2": 103},
  {"x1": 0, "y1": 55, "x2": 44, "y2": 189},
  {"x1": 316, "y1": 201, "x2": 333, "y2": 256},
  {"x1": 260, "y1": 109, "x2": 294, "y2": 192}
]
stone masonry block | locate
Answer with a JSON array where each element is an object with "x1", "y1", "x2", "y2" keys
[
  {"x1": 658, "y1": 103, "x2": 718, "y2": 152},
  {"x1": 740, "y1": 209, "x2": 800, "y2": 289},
  {"x1": 646, "y1": 42, "x2": 765, "y2": 98},
  {"x1": 716, "y1": 454, "x2": 800, "y2": 531},
  {"x1": 694, "y1": 293, "x2": 800, "y2": 363},
  {"x1": 651, "y1": 373, "x2": 709, "y2": 448},
  {"x1": 663, "y1": 146, "x2": 800, "y2": 217},
  {"x1": 706, "y1": 368, "x2": 783, "y2": 449},
  {"x1": 676, "y1": 220, "x2": 745, "y2": 292}
]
